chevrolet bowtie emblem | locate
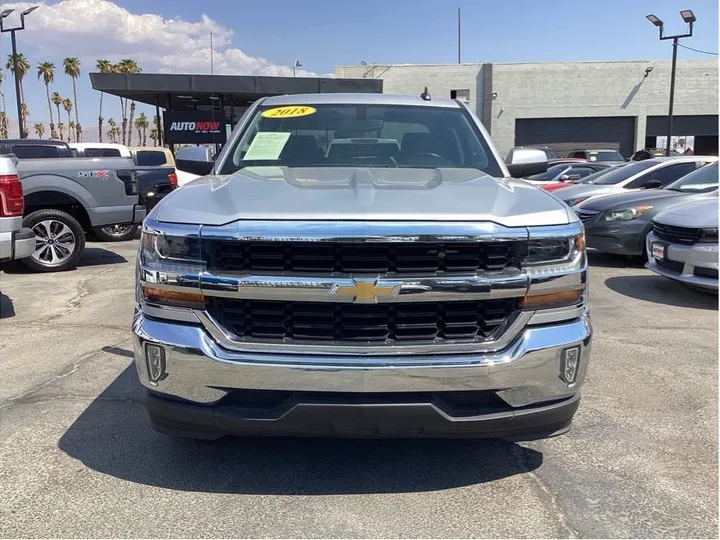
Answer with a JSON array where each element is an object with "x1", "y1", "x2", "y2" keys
[{"x1": 332, "y1": 279, "x2": 397, "y2": 303}]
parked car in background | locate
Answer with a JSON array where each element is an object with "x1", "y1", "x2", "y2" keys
[
  {"x1": 646, "y1": 197, "x2": 718, "y2": 291},
  {"x1": 505, "y1": 146, "x2": 558, "y2": 164},
  {"x1": 131, "y1": 146, "x2": 199, "y2": 187},
  {"x1": 630, "y1": 148, "x2": 682, "y2": 161},
  {"x1": 524, "y1": 162, "x2": 611, "y2": 186},
  {"x1": 566, "y1": 149, "x2": 627, "y2": 165},
  {"x1": 578, "y1": 162, "x2": 718, "y2": 257},
  {"x1": 543, "y1": 165, "x2": 623, "y2": 193},
  {"x1": 0, "y1": 155, "x2": 34, "y2": 264},
  {"x1": 558, "y1": 156, "x2": 717, "y2": 209},
  {"x1": 69, "y1": 143, "x2": 132, "y2": 158}
]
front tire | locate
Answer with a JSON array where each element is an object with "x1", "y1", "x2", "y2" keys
[
  {"x1": 92, "y1": 224, "x2": 139, "y2": 242},
  {"x1": 21, "y1": 209, "x2": 86, "y2": 273}
]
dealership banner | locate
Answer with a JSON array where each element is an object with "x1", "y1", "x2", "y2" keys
[{"x1": 163, "y1": 111, "x2": 228, "y2": 144}]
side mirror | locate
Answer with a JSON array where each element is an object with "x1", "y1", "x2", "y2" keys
[
  {"x1": 644, "y1": 179, "x2": 662, "y2": 189},
  {"x1": 507, "y1": 160, "x2": 548, "y2": 178},
  {"x1": 176, "y1": 159, "x2": 214, "y2": 176}
]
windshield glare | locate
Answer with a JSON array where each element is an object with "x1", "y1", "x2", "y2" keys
[
  {"x1": 666, "y1": 162, "x2": 719, "y2": 193},
  {"x1": 589, "y1": 161, "x2": 656, "y2": 185},
  {"x1": 220, "y1": 103, "x2": 502, "y2": 176},
  {"x1": 590, "y1": 150, "x2": 625, "y2": 162}
]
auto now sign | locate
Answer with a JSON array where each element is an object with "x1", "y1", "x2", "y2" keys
[{"x1": 163, "y1": 111, "x2": 228, "y2": 144}]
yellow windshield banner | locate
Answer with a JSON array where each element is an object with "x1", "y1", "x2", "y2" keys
[{"x1": 261, "y1": 106, "x2": 317, "y2": 119}]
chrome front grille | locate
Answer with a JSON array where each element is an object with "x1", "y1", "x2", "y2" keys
[
  {"x1": 653, "y1": 222, "x2": 701, "y2": 245},
  {"x1": 208, "y1": 297, "x2": 518, "y2": 344},
  {"x1": 204, "y1": 240, "x2": 526, "y2": 274}
]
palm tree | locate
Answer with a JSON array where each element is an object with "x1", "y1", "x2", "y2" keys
[
  {"x1": 63, "y1": 57, "x2": 81, "y2": 142},
  {"x1": 149, "y1": 127, "x2": 158, "y2": 147},
  {"x1": 0, "y1": 112, "x2": 8, "y2": 138},
  {"x1": 107, "y1": 117, "x2": 118, "y2": 142},
  {"x1": 6, "y1": 53, "x2": 30, "y2": 137},
  {"x1": 95, "y1": 59, "x2": 112, "y2": 142},
  {"x1": 36, "y1": 62, "x2": 57, "y2": 139},
  {"x1": 21, "y1": 103, "x2": 30, "y2": 133},
  {"x1": 134, "y1": 112, "x2": 149, "y2": 147},
  {"x1": 33, "y1": 122, "x2": 45, "y2": 138},
  {"x1": 116, "y1": 59, "x2": 141, "y2": 144},
  {"x1": 50, "y1": 92, "x2": 62, "y2": 136},
  {"x1": 68, "y1": 120, "x2": 75, "y2": 142},
  {"x1": 62, "y1": 98, "x2": 73, "y2": 142},
  {"x1": 57, "y1": 122, "x2": 65, "y2": 141}
]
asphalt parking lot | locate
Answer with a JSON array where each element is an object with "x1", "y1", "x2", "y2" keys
[{"x1": 0, "y1": 240, "x2": 717, "y2": 538}]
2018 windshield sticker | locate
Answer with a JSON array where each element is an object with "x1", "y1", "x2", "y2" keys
[{"x1": 261, "y1": 106, "x2": 317, "y2": 119}]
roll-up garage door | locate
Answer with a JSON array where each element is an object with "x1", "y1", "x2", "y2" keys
[{"x1": 515, "y1": 117, "x2": 636, "y2": 158}]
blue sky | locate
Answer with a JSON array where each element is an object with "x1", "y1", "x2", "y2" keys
[{"x1": 0, "y1": 0, "x2": 717, "y2": 139}]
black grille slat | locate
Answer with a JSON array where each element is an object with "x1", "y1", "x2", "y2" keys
[
  {"x1": 209, "y1": 299, "x2": 516, "y2": 344},
  {"x1": 206, "y1": 241, "x2": 523, "y2": 274},
  {"x1": 653, "y1": 223, "x2": 702, "y2": 245}
]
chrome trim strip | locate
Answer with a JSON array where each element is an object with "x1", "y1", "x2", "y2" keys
[
  {"x1": 141, "y1": 302, "x2": 200, "y2": 324},
  {"x1": 527, "y1": 304, "x2": 585, "y2": 325},
  {"x1": 200, "y1": 220, "x2": 529, "y2": 242},
  {"x1": 194, "y1": 309, "x2": 535, "y2": 356},
  {"x1": 197, "y1": 270, "x2": 529, "y2": 302}
]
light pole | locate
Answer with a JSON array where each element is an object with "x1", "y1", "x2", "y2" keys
[
  {"x1": 292, "y1": 59, "x2": 302, "y2": 78},
  {"x1": 0, "y1": 6, "x2": 38, "y2": 139},
  {"x1": 646, "y1": 10, "x2": 696, "y2": 156}
]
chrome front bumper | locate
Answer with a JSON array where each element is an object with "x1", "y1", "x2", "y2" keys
[{"x1": 132, "y1": 309, "x2": 592, "y2": 409}]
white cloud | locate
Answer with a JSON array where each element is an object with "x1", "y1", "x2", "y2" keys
[{"x1": 3, "y1": 0, "x2": 321, "y2": 77}]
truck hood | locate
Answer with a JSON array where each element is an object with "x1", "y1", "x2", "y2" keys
[{"x1": 154, "y1": 166, "x2": 572, "y2": 227}]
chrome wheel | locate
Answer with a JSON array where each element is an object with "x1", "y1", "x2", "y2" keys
[
  {"x1": 100, "y1": 224, "x2": 133, "y2": 236},
  {"x1": 31, "y1": 219, "x2": 77, "y2": 267}
]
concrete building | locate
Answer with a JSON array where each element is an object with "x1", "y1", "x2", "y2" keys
[{"x1": 335, "y1": 60, "x2": 718, "y2": 157}]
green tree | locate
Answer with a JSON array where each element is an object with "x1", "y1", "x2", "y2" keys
[
  {"x1": 115, "y1": 59, "x2": 141, "y2": 144},
  {"x1": 33, "y1": 122, "x2": 45, "y2": 138},
  {"x1": 37, "y1": 61, "x2": 57, "y2": 139},
  {"x1": 6, "y1": 53, "x2": 30, "y2": 136},
  {"x1": 95, "y1": 59, "x2": 113, "y2": 142},
  {"x1": 63, "y1": 57, "x2": 81, "y2": 141},
  {"x1": 50, "y1": 92, "x2": 63, "y2": 137},
  {"x1": 149, "y1": 127, "x2": 158, "y2": 147},
  {"x1": 57, "y1": 122, "x2": 65, "y2": 141},
  {"x1": 62, "y1": 98, "x2": 73, "y2": 142},
  {"x1": 134, "y1": 112, "x2": 149, "y2": 147}
]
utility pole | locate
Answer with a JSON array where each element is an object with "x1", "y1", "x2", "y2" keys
[
  {"x1": 210, "y1": 32, "x2": 214, "y2": 75},
  {"x1": 457, "y1": 7, "x2": 461, "y2": 64}
]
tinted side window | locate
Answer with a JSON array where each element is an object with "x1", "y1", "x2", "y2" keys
[
  {"x1": 135, "y1": 151, "x2": 167, "y2": 166},
  {"x1": 11, "y1": 145, "x2": 61, "y2": 159},
  {"x1": 568, "y1": 166, "x2": 598, "y2": 178},
  {"x1": 85, "y1": 148, "x2": 121, "y2": 157},
  {"x1": 626, "y1": 163, "x2": 697, "y2": 189}
]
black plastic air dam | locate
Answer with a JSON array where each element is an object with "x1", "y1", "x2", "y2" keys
[{"x1": 144, "y1": 390, "x2": 580, "y2": 441}]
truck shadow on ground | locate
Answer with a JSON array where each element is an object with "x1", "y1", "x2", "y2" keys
[
  {"x1": 0, "y1": 291, "x2": 15, "y2": 318},
  {"x1": 604, "y1": 274, "x2": 717, "y2": 310},
  {"x1": 58, "y1": 365, "x2": 543, "y2": 495},
  {"x1": 1, "y1": 247, "x2": 127, "y2": 274},
  {"x1": 587, "y1": 250, "x2": 646, "y2": 269}
]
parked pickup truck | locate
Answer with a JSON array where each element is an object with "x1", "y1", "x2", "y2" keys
[
  {"x1": 134, "y1": 93, "x2": 591, "y2": 441},
  {"x1": 0, "y1": 155, "x2": 34, "y2": 263},
  {"x1": 1, "y1": 139, "x2": 177, "y2": 243}
]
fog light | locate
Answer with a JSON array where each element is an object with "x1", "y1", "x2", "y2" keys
[
  {"x1": 145, "y1": 343, "x2": 166, "y2": 384},
  {"x1": 560, "y1": 346, "x2": 581, "y2": 384}
]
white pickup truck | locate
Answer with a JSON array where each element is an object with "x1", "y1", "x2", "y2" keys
[{"x1": 0, "y1": 155, "x2": 34, "y2": 263}]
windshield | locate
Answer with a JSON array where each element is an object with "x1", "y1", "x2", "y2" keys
[
  {"x1": 665, "y1": 162, "x2": 718, "y2": 193},
  {"x1": 219, "y1": 103, "x2": 503, "y2": 176},
  {"x1": 527, "y1": 164, "x2": 568, "y2": 180},
  {"x1": 588, "y1": 161, "x2": 656, "y2": 185},
  {"x1": 589, "y1": 150, "x2": 625, "y2": 162}
]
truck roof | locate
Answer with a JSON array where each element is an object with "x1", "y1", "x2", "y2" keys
[
  {"x1": 262, "y1": 93, "x2": 461, "y2": 108},
  {"x1": 1, "y1": 138, "x2": 70, "y2": 147}
]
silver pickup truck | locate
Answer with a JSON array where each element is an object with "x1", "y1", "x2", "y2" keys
[{"x1": 133, "y1": 93, "x2": 592, "y2": 441}]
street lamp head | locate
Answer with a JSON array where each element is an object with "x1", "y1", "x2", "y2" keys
[
  {"x1": 294, "y1": 59, "x2": 302, "y2": 68},
  {"x1": 680, "y1": 9, "x2": 696, "y2": 23},
  {"x1": 21, "y1": 6, "x2": 39, "y2": 17},
  {"x1": 646, "y1": 14, "x2": 663, "y2": 27},
  {"x1": 0, "y1": 8, "x2": 15, "y2": 18}
]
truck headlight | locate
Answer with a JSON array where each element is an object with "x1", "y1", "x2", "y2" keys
[
  {"x1": 139, "y1": 222, "x2": 205, "y2": 308},
  {"x1": 601, "y1": 206, "x2": 653, "y2": 222},
  {"x1": 524, "y1": 234, "x2": 584, "y2": 266}
]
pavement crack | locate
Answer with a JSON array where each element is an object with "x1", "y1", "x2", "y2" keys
[
  {"x1": 0, "y1": 338, "x2": 132, "y2": 410},
  {"x1": 44, "y1": 266, "x2": 121, "y2": 323},
  {"x1": 511, "y1": 444, "x2": 579, "y2": 538}
]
